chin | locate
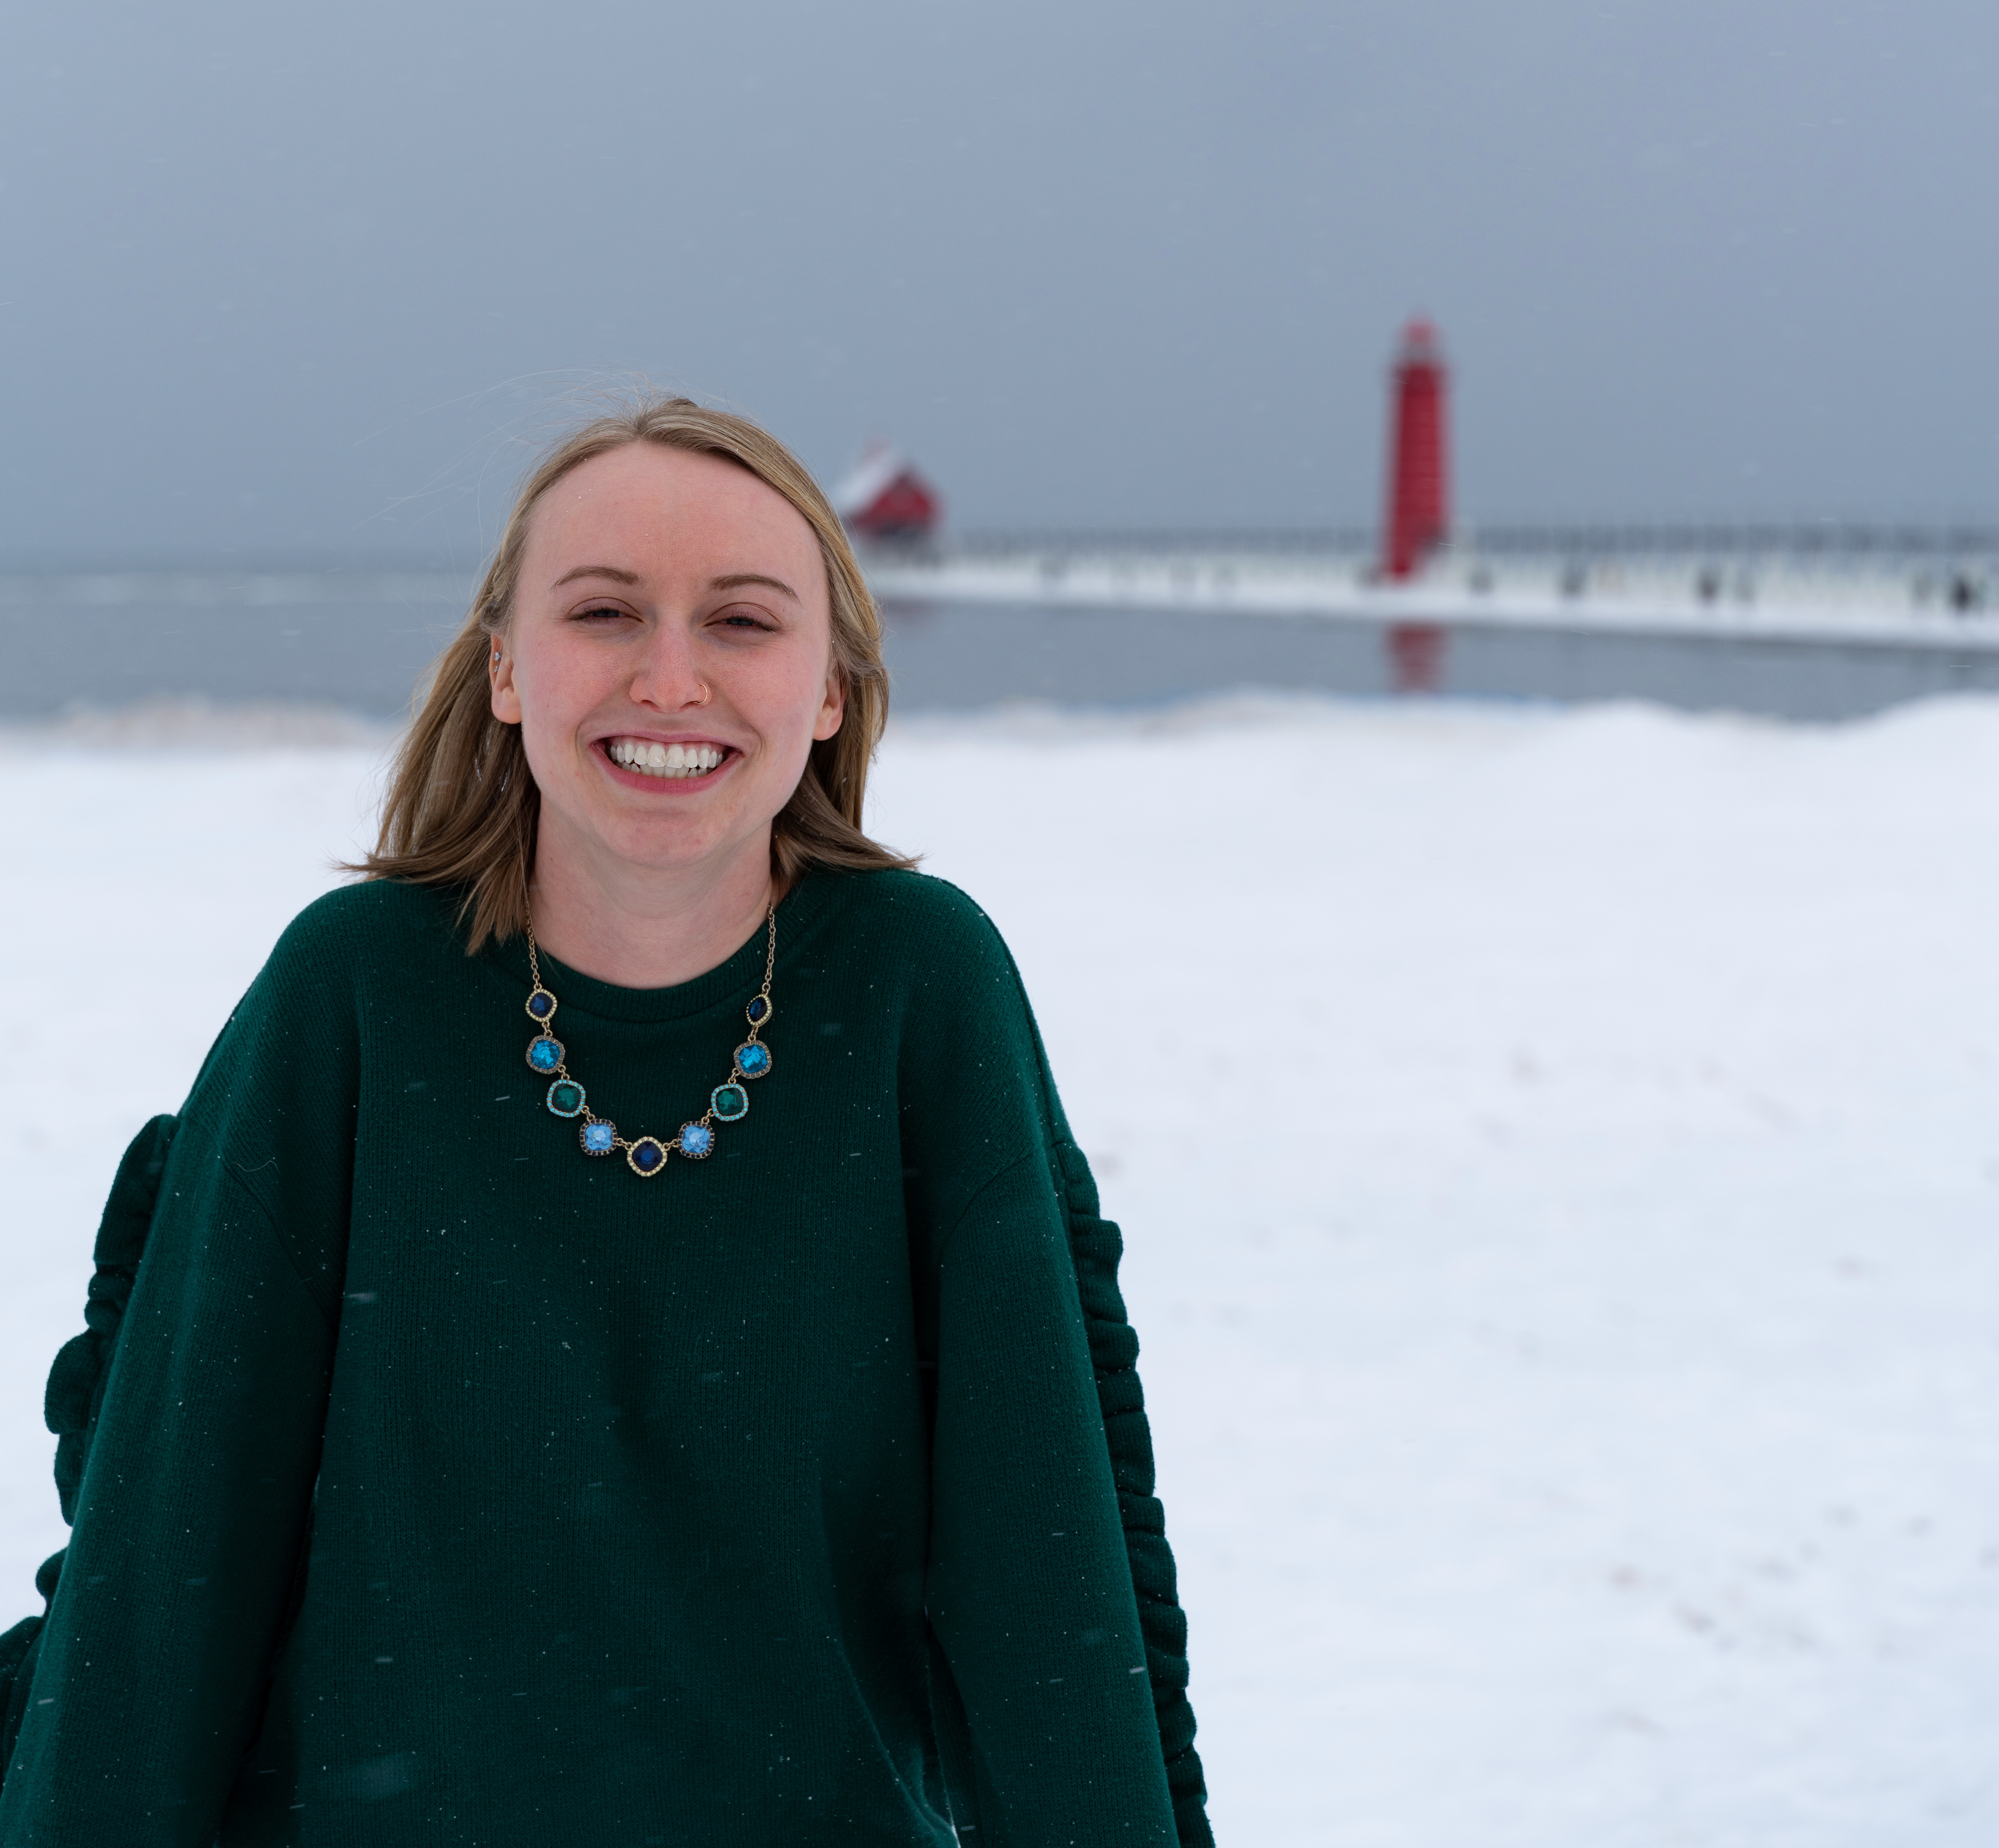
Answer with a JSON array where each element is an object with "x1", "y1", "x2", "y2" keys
[{"x1": 600, "y1": 813, "x2": 750, "y2": 871}]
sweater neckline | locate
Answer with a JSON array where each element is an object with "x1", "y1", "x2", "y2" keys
[{"x1": 479, "y1": 871, "x2": 836, "y2": 1024}]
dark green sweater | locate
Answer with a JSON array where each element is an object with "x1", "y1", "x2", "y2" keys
[{"x1": 0, "y1": 870, "x2": 1209, "y2": 1846}]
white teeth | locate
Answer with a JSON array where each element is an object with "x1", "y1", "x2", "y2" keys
[{"x1": 609, "y1": 738, "x2": 726, "y2": 779}]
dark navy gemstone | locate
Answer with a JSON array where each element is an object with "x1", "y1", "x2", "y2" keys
[
  {"x1": 527, "y1": 990, "x2": 555, "y2": 1020},
  {"x1": 745, "y1": 995, "x2": 771, "y2": 1026},
  {"x1": 627, "y1": 1137, "x2": 667, "y2": 1175}
]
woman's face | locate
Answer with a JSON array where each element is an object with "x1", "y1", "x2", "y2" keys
[{"x1": 493, "y1": 442, "x2": 843, "y2": 888}]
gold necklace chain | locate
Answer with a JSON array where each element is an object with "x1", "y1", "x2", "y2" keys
[{"x1": 520, "y1": 906, "x2": 777, "y2": 1178}]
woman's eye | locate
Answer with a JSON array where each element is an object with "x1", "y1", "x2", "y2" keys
[{"x1": 573, "y1": 603, "x2": 630, "y2": 623}]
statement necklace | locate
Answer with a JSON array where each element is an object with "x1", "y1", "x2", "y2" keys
[{"x1": 521, "y1": 907, "x2": 776, "y2": 1178}]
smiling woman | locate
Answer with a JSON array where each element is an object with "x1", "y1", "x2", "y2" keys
[
  {"x1": 0, "y1": 399, "x2": 1211, "y2": 1848},
  {"x1": 361, "y1": 401, "x2": 914, "y2": 974}
]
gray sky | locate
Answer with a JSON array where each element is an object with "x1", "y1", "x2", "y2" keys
[{"x1": 0, "y1": 0, "x2": 1993, "y2": 566}]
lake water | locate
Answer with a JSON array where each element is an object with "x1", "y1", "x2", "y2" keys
[{"x1": 2, "y1": 573, "x2": 1996, "y2": 723}]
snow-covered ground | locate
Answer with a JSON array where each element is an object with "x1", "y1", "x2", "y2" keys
[{"x1": 3, "y1": 693, "x2": 1997, "y2": 1845}]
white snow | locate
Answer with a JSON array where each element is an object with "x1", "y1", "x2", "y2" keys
[{"x1": 4, "y1": 692, "x2": 1998, "y2": 1845}]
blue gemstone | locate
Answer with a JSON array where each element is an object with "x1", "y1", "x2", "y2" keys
[
  {"x1": 631, "y1": 1140, "x2": 664, "y2": 1173},
  {"x1": 737, "y1": 1042, "x2": 771, "y2": 1079},
  {"x1": 581, "y1": 1121, "x2": 616, "y2": 1155},
  {"x1": 746, "y1": 995, "x2": 771, "y2": 1026},
  {"x1": 528, "y1": 991, "x2": 554, "y2": 1019},
  {"x1": 528, "y1": 1037, "x2": 562, "y2": 1073},
  {"x1": 679, "y1": 1122, "x2": 714, "y2": 1158}
]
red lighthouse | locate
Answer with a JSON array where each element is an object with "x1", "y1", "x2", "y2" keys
[{"x1": 1380, "y1": 319, "x2": 1450, "y2": 580}]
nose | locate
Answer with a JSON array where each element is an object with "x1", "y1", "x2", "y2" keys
[{"x1": 627, "y1": 621, "x2": 708, "y2": 712}]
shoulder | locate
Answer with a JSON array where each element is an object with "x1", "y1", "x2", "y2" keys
[
  {"x1": 212, "y1": 881, "x2": 461, "y2": 1053},
  {"x1": 810, "y1": 869, "x2": 1052, "y2": 1078},
  {"x1": 820, "y1": 874, "x2": 1074, "y2": 1220},
  {"x1": 261, "y1": 878, "x2": 461, "y2": 983},
  {"x1": 810, "y1": 868, "x2": 1019, "y2": 983},
  {"x1": 813, "y1": 865, "x2": 1003, "y2": 943},
  {"x1": 182, "y1": 881, "x2": 460, "y2": 1126}
]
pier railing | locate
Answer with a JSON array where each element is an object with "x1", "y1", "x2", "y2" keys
[{"x1": 883, "y1": 525, "x2": 1998, "y2": 615}]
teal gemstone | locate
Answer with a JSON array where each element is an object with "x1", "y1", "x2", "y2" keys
[
  {"x1": 546, "y1": 1079, "x2": 586, "y2": 1118},
  {"x1": 527, "y1": 1036, "x2": 563, "y2": 1074},
  {"x1": 711, "y1": 1082, "x2": 749, "y2": 1123}
]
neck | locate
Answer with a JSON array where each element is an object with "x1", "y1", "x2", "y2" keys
[{"x1": 527, "y1": 825, "x2": 778, "y2": 991}]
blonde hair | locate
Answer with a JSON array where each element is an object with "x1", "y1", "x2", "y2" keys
[{"x1": 354, "y1": 397, "x2": 913, "y2": 951}]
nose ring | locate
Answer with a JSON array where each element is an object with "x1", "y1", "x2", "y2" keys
[{"x1": 694, "y1": 681, "x2": 711, "y2": 707}]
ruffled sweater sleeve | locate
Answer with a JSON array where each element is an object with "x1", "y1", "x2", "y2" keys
[
  {"x1": 0, "y1": 903, "x2": 358, "y2": 1845},
  {"x1": 1050, "y1": 1136, "x2": 1212, "y2": 1848}
]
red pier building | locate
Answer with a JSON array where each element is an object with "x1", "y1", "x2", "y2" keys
[{"x1": 834, "y1": 442, "x2": 943, "y2": 544}]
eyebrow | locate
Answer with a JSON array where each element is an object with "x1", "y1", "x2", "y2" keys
[
  {"x1": 708, "y1": 573, "x2": 799, "y2": 600},
  {"x1": 548, "y1": 566, "x2": 799, "y2": 601}
]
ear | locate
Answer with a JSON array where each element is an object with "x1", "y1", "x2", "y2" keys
[
  {"x1": 490, "y1": 638, "x2": 523, "y2": 726},
  {"x1": 812, "y1": 662, "x2": 846, "y2": 742}
]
